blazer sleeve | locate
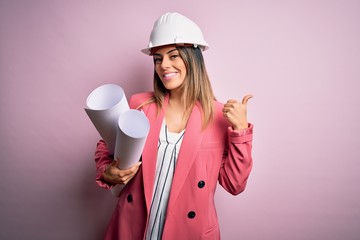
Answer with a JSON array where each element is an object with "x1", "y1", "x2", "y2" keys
[
  {"x1": 218, "y1": 123, "x2": 254, "y2": 195},
  {"x1": 94, "y1": 140, "x2": 115, "y2": 189}
]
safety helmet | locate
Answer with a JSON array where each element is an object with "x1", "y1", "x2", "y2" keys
[{"x1": 141, "y1": 12, "x2": 209, "y2": 55}]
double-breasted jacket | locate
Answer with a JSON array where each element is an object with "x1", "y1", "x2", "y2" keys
[{"x1": 95, "y1": 92, "x2": 253, "y2": 240}]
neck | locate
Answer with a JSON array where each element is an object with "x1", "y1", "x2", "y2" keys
[
  {"x1": 168, "y1": 89, "x2": 185, "y2": 108},
  {"x1": 165, "y1": 91, "x2": 188, "y2": 133}
]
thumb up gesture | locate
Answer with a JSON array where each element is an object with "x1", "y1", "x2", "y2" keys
[{"x1": 222, "y1": 95, "x2": 253, "y2": 130}]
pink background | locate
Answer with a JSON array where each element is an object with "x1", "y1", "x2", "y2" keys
[{"x1": 1, "y1": 0, "x2": 359, "y2": 239}]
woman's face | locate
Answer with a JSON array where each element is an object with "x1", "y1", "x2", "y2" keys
[{"x1": 153, "y1": 45, "x2": 187, "y2": 92}]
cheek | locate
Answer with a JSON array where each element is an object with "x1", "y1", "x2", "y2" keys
[
  {"x1": 181, "y1": 67, "x2": 187, "y2": 78},
  {"x1": 178, "y1": 63, "x2": 187, "y2": 76}
]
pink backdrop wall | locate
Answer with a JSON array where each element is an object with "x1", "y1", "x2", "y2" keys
[{"x1": 1, "y1": 0, "x2": 359, "y2": 239}]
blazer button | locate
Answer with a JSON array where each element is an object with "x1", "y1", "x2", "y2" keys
[
  {"x1": 198, "y1": 180, "x2": 205, "y2": 188},
  {"x1": 188, "y1": 211, "x2": 196, "y2": 219},
  {"x1": 127, "y1": 194, "x2": 133, "y2": 203}
]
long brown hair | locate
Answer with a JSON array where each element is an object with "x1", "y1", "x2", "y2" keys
[{"x1": 140, "y1": 46, "x2": 216, "y2": 129}]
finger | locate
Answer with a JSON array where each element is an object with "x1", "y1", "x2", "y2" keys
[
  {"x1": 223, "y1": 104, "x2": 234, "y2": 110},
  {"x1": 117, "y1": 167, "x2": 140, "y2": 184},
  {"x1": 118, "y1": 162, "x2": 141, "y2": 176},
  {"x1": 128, "y1": 161, "x2": 142, "y2": 172},
  {"x1": 109, "y1": 159, "x2": 118, "y2": 168},
  {"x1": 119, "y1": 175, "x2": 132, "y2": 185},
  {"x1": 123, "y1": 164, "x2": 140, "y2": 181},
  {"x1": 223, "y1": 103, "x2": 236, "y2": 111},
  {"x1": 242, "y1": 94, "x2": 253, "y2": 105},
  {"x1": 223, "y1": 108, "x2": 231, "y2": 118},
  {"x1": 105, "y1": 160, "x2": 118, "y2": 175},
  {"x1": 224, "y1": 100, "x2": 237, "y2": 108}
]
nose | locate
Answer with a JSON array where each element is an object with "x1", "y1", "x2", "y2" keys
[{"x1": 160, "y1": 56, "x2": 171, "y2": 69}]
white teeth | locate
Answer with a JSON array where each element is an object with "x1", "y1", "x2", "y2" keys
[{"x1": 164, "y1": 73, "x2": 176, "y2": 77}]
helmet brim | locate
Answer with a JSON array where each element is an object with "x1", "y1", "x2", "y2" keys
[{"x1": 141, "y1": 43, "x2": 209, "y2": 55}]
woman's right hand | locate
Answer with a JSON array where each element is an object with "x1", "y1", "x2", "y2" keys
[{"x1": 102, "y1": 158, "x2": 142, "y2": 185}]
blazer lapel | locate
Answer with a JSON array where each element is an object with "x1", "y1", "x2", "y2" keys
[
  {"x1": 167, "y1": 102, "x2": 204, "y2": 209},
  {"x1": 141, "y1": 95, "x2": 168, "y2": 213}
]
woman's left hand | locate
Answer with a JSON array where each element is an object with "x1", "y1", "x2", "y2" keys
[{"x1": 223, "y1": 95, "x2": 253, "y2": 130}]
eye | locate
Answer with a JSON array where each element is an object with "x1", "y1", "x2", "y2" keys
[
  {"x1": 170, "y1": 54, "x2": 179, "y2": 59},
  {"x1": 153, "y1": 57, "x2": 162, "y2": 64}
]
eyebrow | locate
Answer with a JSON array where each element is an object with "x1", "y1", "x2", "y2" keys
[{"x1": 153, "y1": 48, "x2": 178, "y2": 57}]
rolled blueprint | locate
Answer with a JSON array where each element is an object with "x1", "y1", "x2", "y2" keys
[
  {"x1": 111, "y1": 109, "x2": 150, "y2": 197},
  {"x1": 84, "y1": 84, "x2": 129, "y2": 154}
]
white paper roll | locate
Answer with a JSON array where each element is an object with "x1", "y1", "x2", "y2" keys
[
  {"x1": 84, "y1": 84, "x2": 129, "y2": 154},
  {"x1": 111, "y1": 109, "x2": 150, "y2": 197}
]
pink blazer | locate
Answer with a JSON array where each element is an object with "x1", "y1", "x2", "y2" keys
[{"x1": 95, "y1": 92, "x2": 253, "y2": 240}]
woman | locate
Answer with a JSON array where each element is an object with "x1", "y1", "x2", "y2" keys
[{"x1": 94, "y1": 12, "x2": 253, "y2": 240}]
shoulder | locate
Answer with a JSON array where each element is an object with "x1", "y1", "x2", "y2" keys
[
  {"x1": 129, "y1": 92, "x2": 154, "y2": 109},
  {"x1": 213, "y1": 100, "x2": 224, "y2": 113}
]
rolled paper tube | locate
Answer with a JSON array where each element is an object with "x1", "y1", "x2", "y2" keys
[
  {"x1": 84, "y1": 84, "x2": 129, "y2": 154},
  {"x1": 111, "y1": 109, "x2": 150, "y2": 197}
]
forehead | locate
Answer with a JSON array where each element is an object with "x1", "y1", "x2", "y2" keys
[{"x1": 151, "y1": 44, "x2": 178, "y2": 55}]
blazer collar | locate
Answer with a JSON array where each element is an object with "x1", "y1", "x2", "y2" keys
[
  {"x1": 167, "y1": 102, "x2": 204, "y2": 209},
  {"x1": 141, "y1": 94, "x2": 205, "y2": 212},
  {"x1": 141, "y1": 94, "x2": 168, "y2": 212}
]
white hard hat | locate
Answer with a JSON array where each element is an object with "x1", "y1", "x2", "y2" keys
[{"x1": 141, "y1": 12, "x2": 209, "y2": 55}]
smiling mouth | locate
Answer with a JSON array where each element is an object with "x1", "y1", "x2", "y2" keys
[{"x1": 163, "y1": 73, "x2": 177, "y2": 78}]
